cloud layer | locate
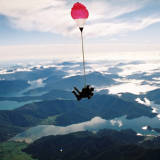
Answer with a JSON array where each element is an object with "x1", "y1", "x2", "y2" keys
[
  {"x1": 12, "y1": 117, "x2": 107, "y2": 143},
  {"x1": 0, "y1": 0, "x2": 160, "y2": 37},
  {"x1": 12, "y1": 114, "x2": 160, "y2": 143}
]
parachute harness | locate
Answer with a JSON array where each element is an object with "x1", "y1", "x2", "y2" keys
[{"x1": 80, "y1": 28, "x2": 87, "y2": 87}]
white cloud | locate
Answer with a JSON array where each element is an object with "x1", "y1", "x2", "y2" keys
[
  {"x1": 135, "y1": 97, "x2": 160, "y2": 116},
  {"x1": 104, "y1": 76, "x2": 159, "y2": 95},
  {"x1": 153, "y1": 77, "x2": 160, "y2": 81},
  {"x1": 150, "y1": 102, "x2": 160, "y2": 114},
  {"x1": 1, "y1": 43, "x2": 160, "y2": 62},
  {"x1": 137, "y1": 133, "x2": 143, "y2": 136},
  {"x1": 152, "y1": 107, "x2": 158, "y2": 113},
  {"x1": 27, "y1": 78, "x2": 46, "y2": 90},
  {"x1": 12, "y1": 116, "x2": 107, "y2": 143},
  {"x1": 142, "y1": 126, "x2": 148, "y2": 130},
  {"x1": 157, "y1": 114, "x2": 160, "y2": 119},
  {"x1": 0, "y1": 67, "x2": 32, "y2": 74},
  {"x1": 0, "y1": 0, "x2": 73, "y2": 35},
  {"x1": 11, "y1": 114, "x2": 160, "y2": 143},
  {"x1": 107, "y1": 82, "x2": 158, "y2": 95},
  {"x1": 0, "y1": 0, "x2": 160, "y2": 37},
  {"x1": 87, "y1": 0, "x2": 144, "y2": 21},
  {"x1": 110, "y1": 119, "x2": 123, "y2": 127},
  {"x1": 85, "y1": 16, "x2": 160, "y2": 37},
  {"x1": 135, "y1": 98, "x2": 151, "y2": 106},
  {"x1": 118, "y1": 62, "x2": 160, "y2": 77}
]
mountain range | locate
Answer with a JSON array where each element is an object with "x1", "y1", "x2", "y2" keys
[
  {"x1": 23, "y1": 129, "x2": 160, "y2": 160},
  {"x1": 0, "y1": 94, "x2": 155, "y2": 142}
]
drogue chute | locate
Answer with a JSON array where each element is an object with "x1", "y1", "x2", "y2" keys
[{"x1": 71, "y1": 2, "x2": 89, "y2": 29}]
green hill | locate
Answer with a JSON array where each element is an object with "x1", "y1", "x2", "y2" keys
[
  {"x1": 0, "y1": 94, "x2": 155, "y2": 142},
  {"x1": 23, "y1": 129, "x2": 160, "y2": 160}
]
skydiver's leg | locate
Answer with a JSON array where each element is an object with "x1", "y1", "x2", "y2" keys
[
  {"x1": 72, "y1": 90, "x2": 81, "y2": 101},
  {"x1": 72, "y1": 90, "x2": 78, "y2": 97},
  {"x1": 74, "y1": 87, "x2": 81, "y2": 94}
]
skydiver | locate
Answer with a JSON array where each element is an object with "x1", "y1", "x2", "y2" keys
[{"x1": 72, "y1": 85, "x2": 94, "y2": 101}]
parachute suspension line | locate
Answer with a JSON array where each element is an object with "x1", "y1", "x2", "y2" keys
[{"x1": 80, "y1": 27, "x2": 86, "y2": 87}]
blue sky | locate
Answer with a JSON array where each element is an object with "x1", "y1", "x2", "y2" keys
[{"x1": 0, "y1": 0, "x2": 160, "y2": 61}]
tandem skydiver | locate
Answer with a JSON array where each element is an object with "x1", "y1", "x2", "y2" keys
[{"x1": 72, "y1": 85, "x2": 94, "y2": 101}]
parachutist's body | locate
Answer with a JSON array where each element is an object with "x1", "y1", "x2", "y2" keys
[{"x1": 72, "y1": 85, "x2": 94, "y2": 101}]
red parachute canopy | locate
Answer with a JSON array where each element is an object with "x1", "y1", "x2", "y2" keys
[
  {"x1": 71, "y1": 2, "x2": 89, "y2": 19},
  {"x1": 71, "y1": 2, "x2": 89, "y2": 27}
]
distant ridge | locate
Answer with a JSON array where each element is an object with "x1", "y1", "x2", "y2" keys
[{"x1": 0, "y1": 94, "x2": 155, "y2": 142}]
